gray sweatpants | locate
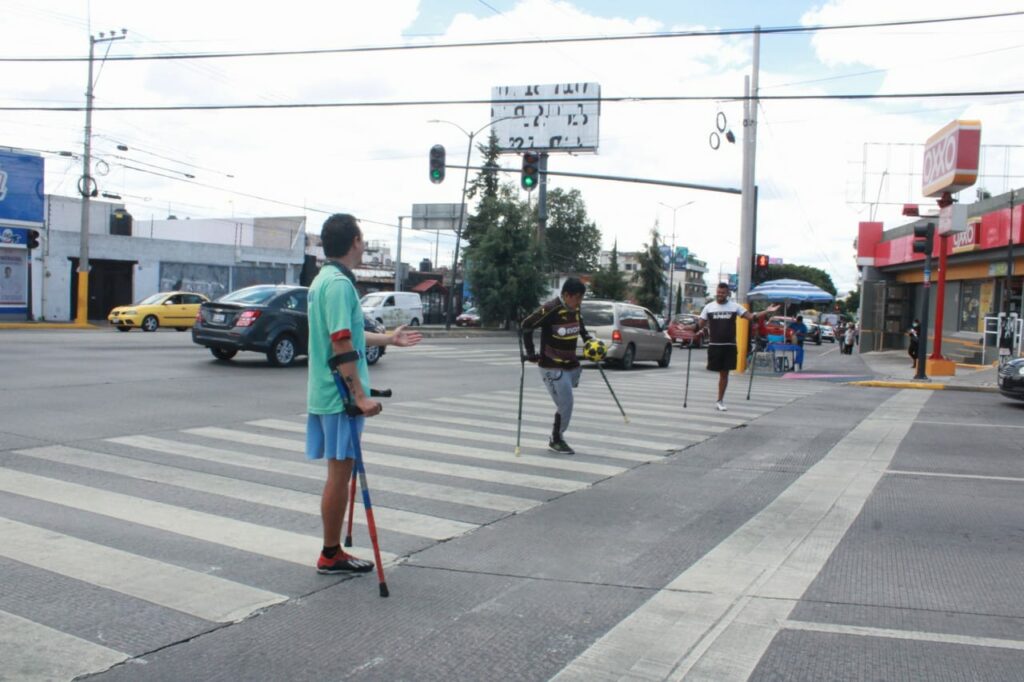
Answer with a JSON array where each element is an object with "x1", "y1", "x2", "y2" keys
[{"x1": 540, "y1": 366, "x2": 582, "y2": 436}]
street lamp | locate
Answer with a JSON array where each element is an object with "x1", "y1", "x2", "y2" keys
[
  {"x1": 658, "y1": 200, "x2": 696, "y2": 317},
  {"x1": 427, "y1": 116, "x2": 521, "y2": 329}
]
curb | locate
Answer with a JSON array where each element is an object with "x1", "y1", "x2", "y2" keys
[
  {"x1": 0, "y1": 323, "x2": 100, "y2": 330},
  {"x1": 847, "y1": 380, "x2": 999, "y2": 393}
]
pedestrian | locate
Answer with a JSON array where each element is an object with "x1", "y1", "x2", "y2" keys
[
  {"x1": 787, "y1": 315, "x2": 808, "y2": 370},
  {"x1": 698, "y1": 282, "x2": 779, "y2": 411},
  {"x1": 843, "y1": 323, "x2": 856, "y2": 355},
  {"x1": 521, "y1": 277, "x2": 593, "y2": 454},
  {"x1": 306, "y1": 213, "x2": 422, "y2": 574},
  {"x1": 908, "y1": 319, "x2": 920, "y2": 367}
]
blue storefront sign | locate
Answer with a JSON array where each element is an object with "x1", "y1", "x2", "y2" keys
[{"x1": 0, "y1": 150, "x2": 45, "y2": 226}]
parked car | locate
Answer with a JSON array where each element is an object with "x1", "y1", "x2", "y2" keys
[
  {"x1": 108, "y1": 291, "x2": 209, "y2": 332},
  {"x1": 805, "y1": 322, "x2": 822, "y2": 345},
  {"x1": 361, "y1": 291, "x2": 423, "y2": 328},
  {"x1": 579, "y1": 299, "x2": 672, "y2": 370},
  {"x1": 997, "y1": 357, "x2": 1024, "y2": 400},
  {"x1": 193, "y1": 285, "x2": 387, "y2": 367},
  {"x1": 820, "y1": 325, "x2": 836, "y2": 343},
  {"x1": 455, "y1": 307, "x2": 481, "y2": 327},
  {"x1": 667, "y1": 314, "x2": 704, "y2": 348},
  {"x1": 764, "y1": 316, "x2": 794, "y2": 342}
]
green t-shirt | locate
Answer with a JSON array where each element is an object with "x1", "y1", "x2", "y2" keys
[{"x1": 306, "y1": 263, "x2": 370, "y2": 415}]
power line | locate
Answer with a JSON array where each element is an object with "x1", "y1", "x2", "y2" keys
[
  {"x1": 1, "y1": 10, "x2": 1021, "y2": 63},
  {"x1": 4, "y1": 89, "x2": 1024, "y2": 113}
]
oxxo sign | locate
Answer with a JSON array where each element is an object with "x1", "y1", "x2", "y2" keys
[
  {"x1": 922, "y1": 120, "x2": 981, "y2": 197},
  {"x1": 951, "y1": 221, "x2": 979, "y2": 253}
]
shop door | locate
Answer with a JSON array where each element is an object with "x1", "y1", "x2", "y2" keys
[{"x1": 69, "y1": 258, "x2": 135, "y2": 320}]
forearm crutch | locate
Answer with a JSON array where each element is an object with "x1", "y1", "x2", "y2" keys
[
  {"x1": 597, "y1": 361, "x2": 630, "y2": 423},
  {"x1": 683, "y1": 342, "x2": 692, "y2": 408},
  {"x1": 515, "y1": 329, "x2": 526, "y2": 457}
]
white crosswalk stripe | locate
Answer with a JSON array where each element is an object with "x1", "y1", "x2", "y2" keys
[{"x1": 0, "y1": 371, "x2": 826, "y2": 680}]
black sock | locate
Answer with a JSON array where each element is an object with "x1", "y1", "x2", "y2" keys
[{"x1": 323, "y1": 544, "x2": 340, "y2": 558}]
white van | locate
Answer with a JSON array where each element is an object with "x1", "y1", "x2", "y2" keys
[{"x1": 360, "y1": 291, "x2": 423, "y2": 328}]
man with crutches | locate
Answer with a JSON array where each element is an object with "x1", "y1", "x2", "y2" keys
[
  {"x1": 305, "y1": 213, "x2": 421, "y2": 574},
  {"x1": 697, "y1": 282, "x2": 778, "y2": 411},
  {"x1": 521, "y1": 277, "x2": 592, "y2": 455}
]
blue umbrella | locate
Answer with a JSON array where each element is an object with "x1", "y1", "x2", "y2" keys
[{"x1": 746, "y1": 278, "x2": 834, "y2": 303}]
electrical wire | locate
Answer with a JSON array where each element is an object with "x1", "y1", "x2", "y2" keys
[{"x1": 1, "y1": 10, "x2": 1020, "y2": 62}]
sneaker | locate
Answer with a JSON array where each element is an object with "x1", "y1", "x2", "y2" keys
[
  {"x1": 715, "y1": 401, "x2": 728, "y2": 412},
  {"x1": 548, "y1": 439, "x2": 575, "y2": 455},
  {"x1": 317, "y1": 550, "x2": 374, "y2": 574}
]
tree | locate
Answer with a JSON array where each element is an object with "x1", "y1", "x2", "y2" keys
[
  {"x1": 589, "y1": 239, "x2": 630, "y2": 300},
  {"x1": 675, "y1": 283, "x2": 683, "y2": 315},
  {"x1": 764, "y1": 263, "x2": 837, "y2": 297},
  {"x1": 462, "y1": 131, "x2": 503, "y2": 250},
  {"x1": 633, "y1": 226, "x2": 665, "y2": 314},
  {"x1": 465, "y1": 182, "x2": 547, "y2": 328},
  {"x1": 539, "y1": 188, "x2": 602, "y2": 273},
  {"x1": 840, "y1": 284, "x2": 861, "y2": 315}
]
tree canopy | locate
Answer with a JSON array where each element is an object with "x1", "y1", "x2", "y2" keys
[
  {"x1": 763, "y1": 263, "x2": 837, "y2": 296},
  {"x1": 539, "y1": 188, "x2": 602, "y2": 274},
  {"x1": 589, "y1": 240, "x2": 631, "y2": 301},
  {"x1": 633, "y1": 227, "x2": 665, "y2": 314}
]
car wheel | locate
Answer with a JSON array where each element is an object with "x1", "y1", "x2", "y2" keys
[
  {"x1": 141, "y1": 315, "x2": 159, "y2": 332},
  {"x1": 176, "y1": 327, "x2": 188, "y2": 332},
  {"x1": 658, "y1": 344, "x2": 672, "y2": 368},
  {"x1": 211, "y1": 347, "x2": 237, "y2": 361},
  {"x1": 620, "y1": 343, "x2": 635, "y2": 370},
  {"x1": 409, "y1": 318, "x2": 420, "y2": 327},
  {"x1": 267, "y1": 334, "x2": 297, "y2": 367},
  {"x1": 116, "y1": 326, "x2": 131, "y2": 332},
  {"x1": 365, "y1": 344, "x2": 382, "y2": 365}
]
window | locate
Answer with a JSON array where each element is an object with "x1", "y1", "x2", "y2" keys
[
  {"x1": 643, "y1": 311, "x2": 661, "y2": 331},
  {"x1": 581, "y1": 302, "x2": 614, "y2": 327},
  {"x1": 183, "y1": 294, "x2": 204, "y2": 305},
  {"x1": 620, "y1": 306, "x2": 649, "y2": 330},
  {"x1": 219, "y1": 286, "x2": 279, "y2": 305},
  {"x1": 164, "y1": 295, "x2": 183, "y2": 305},
  {"x1": 384, "y1": 296, "x2": 395, "y2": 307}
]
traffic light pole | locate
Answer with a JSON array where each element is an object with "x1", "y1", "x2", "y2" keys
[
  {"x1": 445, "y1": 133, "x2": 474, "y2": 330},
  {"x1": 537, "y1": 152, "x2": 548, "y2": 241},
  {"x1": 915, "y1": 251, "x2": 933, "y2": 381}
]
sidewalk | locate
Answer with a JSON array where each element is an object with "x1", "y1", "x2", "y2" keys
[{"x1": 852, "y1": 349, "x2": 998, "y2": 392}]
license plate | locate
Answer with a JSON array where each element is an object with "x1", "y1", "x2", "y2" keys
[{"x1": 212, "y1": 313, "x2": 225, "y2": 323}]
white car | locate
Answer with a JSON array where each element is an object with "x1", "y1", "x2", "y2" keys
[
  {"x1": 361, "y1": 291, "x2": 423, "y2": 328},
  {"x1": 820, "y1": 325, "x2": 836, "y2": 343}
]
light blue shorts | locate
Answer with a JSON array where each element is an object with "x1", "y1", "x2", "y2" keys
[{"x1": 305, "y1": 412, "x2": 365, "y2": 461}]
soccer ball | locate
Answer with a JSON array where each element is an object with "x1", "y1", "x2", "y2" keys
[{"x1": 582, "y1": 338, "x2": 607, "y2": 362}]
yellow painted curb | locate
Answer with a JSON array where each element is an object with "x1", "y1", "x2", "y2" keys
[
  {"x1": 848, "y1": 380, "x2": 946, "y2": 390},
  {"x1": 0, "y1": 323, "x2": 98, "y2": 330}
]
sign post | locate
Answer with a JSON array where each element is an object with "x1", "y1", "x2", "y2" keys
[{"x1": 921, "y1": 120, "x2": 981, "y2": 376}]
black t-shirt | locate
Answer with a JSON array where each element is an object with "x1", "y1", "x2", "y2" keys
[{"x1": 699, "y1": 300, "x2": 747, "y2": 345}]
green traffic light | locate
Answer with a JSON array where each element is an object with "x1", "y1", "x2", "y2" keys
[
  {"x1": 523, "y1": 176, "x2": 534, "y2": 186},
  {"x1": 431, "y1": 170, "x2": 441, "y2": 179}
]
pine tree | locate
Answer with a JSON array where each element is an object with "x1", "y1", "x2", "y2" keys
[
  {"x1": 675, "y1": 283, "x2": 683, "y2": 315},
  {"x1": 590, "y1": 239, "x2": 630, "y2": 300},
  {"x1": 463, "y1": 131, "x2": 504, "y2": 250},
  {"x1": 633, "y1": 226, "x2": 665, "y2": 314}
]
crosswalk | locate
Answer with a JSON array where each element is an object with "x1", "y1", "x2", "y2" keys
[{"x1": 0, "y1": 360, "x2": 824, "y2": 681}]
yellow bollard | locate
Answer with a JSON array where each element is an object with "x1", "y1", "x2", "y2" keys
[
  {"x1": 75, "y1": 270, "x2": 90, "y2": 325},
  {"x1": 734, "y1": 316, "x2": 749, "y2": 374}
]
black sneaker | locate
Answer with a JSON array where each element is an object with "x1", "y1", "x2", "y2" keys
[{"x1": 548, "y1": 439, "x2": 575, "y2": 455}]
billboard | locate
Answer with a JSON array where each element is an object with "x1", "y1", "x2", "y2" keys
[
  {"x1": 490, "y1": 82, "x2": 600, "y2": 153},
  {"x1": 0, "y1": 249, "x2": 28, "y2": 308},
  {"x1": 922, "y1": 120, "x2": 981, "y2": 198},
  {"x1": 0, "y1": 150, "x2": 44, "y2": 226}
]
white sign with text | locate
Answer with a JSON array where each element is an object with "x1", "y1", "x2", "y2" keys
[{"x1": 490, "y1": 83, "x2": 600, "y2": 153}]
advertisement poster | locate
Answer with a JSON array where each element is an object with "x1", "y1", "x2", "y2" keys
[{"x1": 0, "y1": 249, "x2": 28, "y2": 307}]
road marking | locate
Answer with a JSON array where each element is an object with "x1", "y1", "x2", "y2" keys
[
  {"x1": 187, "y1": 427, "x2": 589, "y2": 493},
  {"x1": 15, "y1": 445, "x2": 475, "y2": 541},
  {"x1": 551, "y1": 390, "x2": 931, "y2": 682},
  {"x1": 248, "y1": 419, "x2": 627, "y2": 477},
  {"x1": 0, "y1": 467, "x2": 395, "y2": 566},
  {"x1": 782, "y1": 619, "x2": 1024, "y2": 651},
  {"x1": 110, "y1": 435, "x2": 537, "y2": 513},
  {"x1": 913, "y1": 419, "x2": 1024, "y2": 430},
  {"x1": 382, "y1": 408, "x2": 671, "y2": 462},
  {"x1": 888, "y1": 469, "x2": 1024, "y2": 484},
  {"x1": 0, "y1": 608, "x2": 128, "y2": 682},
  {"x1": 478, "y1": 393, "x2": 756, "y2": 427},
  {"x1": 0, "y1": 517, "x2": 286, "y2": 623}
]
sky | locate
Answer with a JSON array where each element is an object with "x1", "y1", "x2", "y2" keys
[{"x1": 2, "y1": 0, "x2": 1024, "y2": 293}]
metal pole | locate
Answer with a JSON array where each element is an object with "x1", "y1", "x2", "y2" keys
[
  {"x1": 666, "y1": 211, "x2": 676, "y2": 317},
  {"x1": 445, "y1": 132, "x2": 473, "y2": 330},
  {"x1": 394, "y1": 216, "x2": 403, "y2": 292},
  {"x1": 737, "y1": 26, "x2": 760, "y2": 304},
  {"x1": 76, "y1": 36, "x2": 97, "y2": 324},
  {"x1": 915, "y1": 251, "x2": 933, "y2": 380},
  {"x1": 930, "y1": 234, "x2": 949, "y2": 359},
  {"x1": 537, "y1": 152, "x2": 549, "y2": 242}
]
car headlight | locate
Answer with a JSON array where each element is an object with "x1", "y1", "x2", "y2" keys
[
  {"x1": 123, "y1": 310, "x2": 137, "y2": 315},
  {"x1": 1017, "y1": 366, "x2": 1024, "y2": 376}
]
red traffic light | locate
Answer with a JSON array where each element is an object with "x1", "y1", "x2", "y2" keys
[{"x1": 755, "y1": 254, "x2": 769, "y2": 267}]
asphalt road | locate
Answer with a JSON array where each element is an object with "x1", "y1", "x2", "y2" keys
[{"x1": 1, "y1": 329, "x2": 1022, "y2": 681}]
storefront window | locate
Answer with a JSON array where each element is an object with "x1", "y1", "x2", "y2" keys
[{"x1": 959, "y1": 280, "x2": 996, "y2": 332}]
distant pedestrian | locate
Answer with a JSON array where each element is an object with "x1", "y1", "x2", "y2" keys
[
  {"x1": 698, "y1": 282, "x2": 779, "y2": 411},
  {"x1": 843, "y1": 323, "x2": 856, "y2": 355},
  {"x1": 521, "y1": 277, "x2": 593, "y2": 454},
  {"x1": 306, "y1": 213, "x2": 422, "y2": 574},
  {"x1": 908, "y1": 319, "x2": 920, "y2": 367}
]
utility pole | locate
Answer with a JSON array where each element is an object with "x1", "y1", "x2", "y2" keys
[
  {"x1": 76, "y1": 29, "x2": 126, "y2": 324},
  {"x1": 393, "y1": 216, "x2": 405, "y2": 292},
  {"x1": 737, "y1": 26, "x2": 760, "y2": 305}
]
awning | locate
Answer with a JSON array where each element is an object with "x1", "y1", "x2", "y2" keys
[{"x1": 411, "y1": 279, "x2": 442, "y2": 293}]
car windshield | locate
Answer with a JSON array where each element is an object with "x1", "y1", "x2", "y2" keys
[
  {"x1": 217, "y1": 287, "x2": 279, "y2": 305},
  {"x1": 136, "y1": 293, "x2": 165, "y2": 305},
  {"x1": 361, "y1": 293, "x2": 388, "y2": 307},
  {"x1": 462, "y1": 307, "x2": 478, "y2": 316},
  {"x1": 581, "y1": 302, "x2": 615, "y2": 327}
]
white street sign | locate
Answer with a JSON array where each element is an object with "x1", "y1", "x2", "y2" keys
[
  {"x1": 490, "y1": 83, "x2": 600, "y2": 153},
  {"x1": 937, "y1": 203, "x2": 968, "y2": 236}
]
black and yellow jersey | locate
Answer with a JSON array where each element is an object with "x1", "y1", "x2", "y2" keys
[{"x1": 521, "y1": 297, "x2": 591, "y2": 369}]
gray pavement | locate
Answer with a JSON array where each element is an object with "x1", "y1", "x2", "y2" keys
[{"x1": 1, "y1": 330, "x2": 1022, "y2": 680}]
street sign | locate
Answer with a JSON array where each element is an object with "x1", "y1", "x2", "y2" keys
[
  {"x1": 922, "y1": 120, "x2": 981, "y2": 198},
  {"x1": 411, "y1": 203, "x2": 467, "y2": 232},
  {"x1": 937, "y1": 203, "x2": 968, "y2": 236},
  {"x1": 490, "y1": 82, "x2": 600, "y2": 153},
  {"x1": 0, "y1": 149, "x2": 45, "y2": 227}
]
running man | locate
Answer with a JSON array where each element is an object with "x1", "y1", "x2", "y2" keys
[
  {"x1": 698, "y1": 282, "x2": 779, "y2": 411},
  {"x1": 521, "y1": 277, "x2": 593, "y2": 454},
  {"x1": 306, "y1": 213, "x2": 421, "y2": 574}
]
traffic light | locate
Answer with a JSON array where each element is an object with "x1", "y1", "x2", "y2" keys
[
  {"x1": 26, "y1": 229, "x2": 40, "y2": 250},
  {"x1": 912, "y1": 222, "x2": 935, "y2": 255},
  {"x1": 754, "y1": 254, "x2": 770, "y2": 284},
  {"x1": 429, "y1": 144, "x2": 445, "y2": 184},
  {"x1": 521, "y1": 151, "x2": 540, "y2": 191}
]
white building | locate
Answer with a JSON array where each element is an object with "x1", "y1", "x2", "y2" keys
[{"x1": 31, "y1": 195, "x2": 306, "y2": 320}]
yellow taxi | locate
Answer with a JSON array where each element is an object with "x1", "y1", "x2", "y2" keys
[{"x1": 108, "y1": 291, "x2": 210, "y2": 332}]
